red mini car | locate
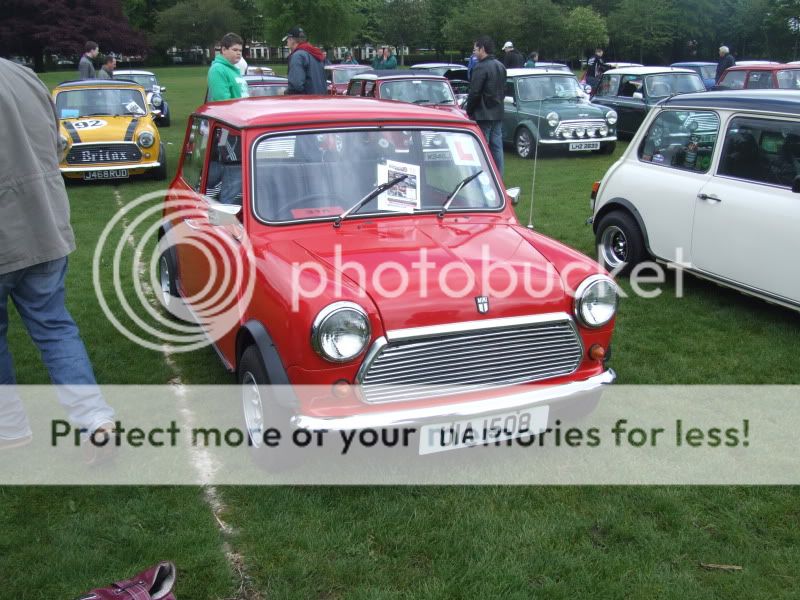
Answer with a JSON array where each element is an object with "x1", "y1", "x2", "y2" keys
[
  {"x1": 325, "y1": 64, "x2": 373, "y2": 94},
  {"x1": 346, "y1": 70, "x2": 466, "y2": 117},
  {"x1": 159, "y1": 96, "x2": 617, "y2": 465},
  {"x1": 717, "y1": 64, "x2": 800, "y2": 90}
]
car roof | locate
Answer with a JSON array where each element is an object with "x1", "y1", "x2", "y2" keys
[
  {"x1": 195, "y1": 96, "x2": 471, "y2": 128},
  {"x1": 352, "y1": 69, "x2": 448, "y2": 80},
  {"x1": 506, "y1": 68, "x2": 577, "y2": 77},
  {"x1": 735, "y1": 60, "x2": 780, "y2": 66},
  {"x1": 724, "y1": 64, "x2": 799, "y2": 71},
  {"x1": 325, "y1": 64, "x2": 373, "y2": 70},
  {"x1": 114, "y1": 69, "x2": 156, "y2": 76},
  {"x1": 660, "y1": 89, "x2": 800, "y2": 115},
  {"x1": 55, "y1": 79, "x2": 145, "y2": 89},
  {"x1": 412, "y1": 63, "x2": 464, "y2": 69},
  {"x1": 602, "y1": 66, "x2": 696, "y2": 75},
  {"x1": 670, "y1": 62, "x2": 716, "y2": 67}
]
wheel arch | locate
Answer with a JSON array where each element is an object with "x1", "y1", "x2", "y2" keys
[
  {"x1": 157, "y1": 221, "x2": 180, "y2": 289},
  {"x1": 593, "y1": 197, "x2": 653, "y2": 256},
  {"x1": 236, "y1": 320, "x2": 297, "y2": 409}
]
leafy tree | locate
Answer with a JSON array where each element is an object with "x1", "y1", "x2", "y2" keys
[
  {"x1": 152, "y1": 0, "x2": 243, "y2": 59},
  {"x1": 608, "y1": 0, "x2": 675, "y2": 63},
  {"x1": 262, "y1": 0, "x2": 365, "y2": 48},
  {"x1": 375, "y1": 0, "x2": 427, "y2": 65},
  {"x1": 563, "y1": 6, "x2": 608, "y2": 62},
  {"x1": 123, "y1": 0, "x2": 179, "y2": 33},
  {"x1": 443, "y1": 0, "x2": 527, "y2": 55},
  {"x1": 519, "y1": 0, "x2": 568, "y2": 62},
  {"x1": 0, "y1": 0, "x2": 146, "y2": 71}
]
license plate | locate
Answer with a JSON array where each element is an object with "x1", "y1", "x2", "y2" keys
[
  {"x1": 569, "y1": 141, "x2": 600, "y2": 151},
  {"x1": 83, "y1": 169, "x2": 129, "y2": 180},
  {"x1": 418, "y1": 405, "x2": 549, "y2": 455}
]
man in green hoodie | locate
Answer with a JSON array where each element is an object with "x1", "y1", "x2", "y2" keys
[{"x1": 207, "y1": 32, "x2": 249, "y2": 102}]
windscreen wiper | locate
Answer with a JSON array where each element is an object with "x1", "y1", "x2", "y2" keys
[
  {"x1": 438, "y1": 170, "x2": 483, "y2": 219},
  {"x1": 333, "y1": 174, "x2": 409, "y2": 228}
]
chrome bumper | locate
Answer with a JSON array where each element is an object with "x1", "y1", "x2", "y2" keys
[
  {"x1": 60, "y1": 162, "x2": 161, "y2": 173},
  {"x1": 291, "y1": 369, "x2": 615, "y2": 431},
  {"x1": 539, "y1": 136, "x2": 617, "y2": 145}
]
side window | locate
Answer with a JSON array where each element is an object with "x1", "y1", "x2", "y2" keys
[
  {"x1": 206, "y1": 125, "x2": 243, "y2": 205},
  {"x1": 364, "y1": 81, "x2": 376, "y2": 97},
  {"x1": 347, "y1": 81, "x2": 362, "y2": 96},
  {"x1": 746, "y1": 71, "x2": 773, "y2": 89},
  {"x1": 638, "y1": 110, "x2": 720, "y2": 173},
  {"x1": 619, "y1": 75, "x2": 643, "y2": 98},
  {"x1": 596, "y1": 74, "x2": 620, "y2": 97},
  {"x1": 181, "y1": 117, "x2": 210, "y2": 191},
  {"x1": 722, "y1": 71, "x2": 746, "y2": 89},
  {"x1": 718, "y1": 117, "x2": 800, "y2": 187},
  {"x1": 504, "y1": 81, "x2": 515, "y2": 100}
]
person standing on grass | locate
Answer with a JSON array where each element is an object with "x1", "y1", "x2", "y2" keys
[
  {"x1": 716, "y1": 45, "x2": 735, "y2": 83},
  {"x1": 97, "y1": 55, "x2": 116, "y2": 79},
  {"x1": 207, "y1": 32, "x2": 249, "y2": 101},
  {"x1": 0, "y1": 58, "x2": 115, "y2": 460},
  {"x1": 466, "y1": 36, "x2": 507, "y2": 176},
  {"x1": 283, "y1": 26, "x2": 327, "y2": 95},
  {"x1": 78, "y1": 41, "x2": 98, "y2": 79}
]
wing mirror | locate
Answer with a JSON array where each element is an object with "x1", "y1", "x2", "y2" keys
[
  {"x1": 504, "y1": 96, "x2": 516, "y2": 105},
  {"x1": 208, "y1": 202, "x2": 242, "y2": 226},
  {"x1": 506, "y1": 187, "x2": 521, "y2": 206},
  {"x1": 792, "y1": 175, "x2": 800, "y2": 193},
  {"x1": 160, "y1": 86, "x2": 166, "y2": 92},
  {"x1": 632, "y1": 91, "x2": 644, "y2": 100}
]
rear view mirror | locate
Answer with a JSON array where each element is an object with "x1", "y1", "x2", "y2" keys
[
  {"x1": 506, "y1": 187, "x2": 521, "y2": 205},
  {"x1": 792, "y1": 175, "x2": 800, "y2": 193}
]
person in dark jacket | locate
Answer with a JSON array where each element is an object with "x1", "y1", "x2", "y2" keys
[
  {"x1": 78, "y1": 41, "x2": 98, "y2": 79},
  {"x1": 283, "y1": 26, "x2": 327, "y2": 95},
  {"x1": 716, "y1": 45, "x2": 735, "y2": 83},
  {"x1": 585, "y1": 47, "x2": 608, "y2": 91},
  {"x1": 501, "y1": 41, "x2": 524, "y2": 69},
  {"x1": 466, "y1": 36, "x2": 507, "y2": 175}
]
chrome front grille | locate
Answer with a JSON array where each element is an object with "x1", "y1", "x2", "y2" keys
[
  {"x1": 66, "y1": 143, "x2": 142, "y2": 165},
  {"x1": 358, "y1": 315, "x2": 584, "y2": 404},
  {"x1": 554, "y1": 119, "x2": 608, "y2": 138}
]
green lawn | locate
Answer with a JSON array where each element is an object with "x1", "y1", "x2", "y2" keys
[{"x1": 2, "y1": 66, "x2": 799, "y2": 598}]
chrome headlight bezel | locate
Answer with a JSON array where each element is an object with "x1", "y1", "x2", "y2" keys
[
  {"x1": 606, "y1": 110, "x2": 618, "y2": 125},
  {"x1": 546, "y1": 111, "x2": 560, "y2": 127},
  {"x1": 311, "y1": 301, "x2": 371, "y2": 363},
  {"x1": 573, "y1": 275, "x2": 619, "y2": 329},
  {"x1": 138, "y1": 130, "x2": 155, "y2": 148},
  {"x1": 151, "y1": 94, "x2": 163, "y2": 108}
]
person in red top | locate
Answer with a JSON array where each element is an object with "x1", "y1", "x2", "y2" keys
[{"x1": 283, "y1": 26, "x2": 327, "y2": 95}]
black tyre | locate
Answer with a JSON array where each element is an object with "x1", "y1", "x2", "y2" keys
[
  {"x1": 515, "y1": 127, "x2": 534, "y2": 159},
  {"x1": 595, "y1": 211, "x2": 646, "y2": 275},
  {"x1": 152, "y1": 143, "x2": 167, "y2": 180},
  {"x1": 238, "y1": 346, "x2": 298, "y2": 470},
  {"x1": 599, "y1": 141, "x2": 616, "y2": 155}
]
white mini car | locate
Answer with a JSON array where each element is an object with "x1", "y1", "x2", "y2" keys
[{"x1": 590, "y1": 89, "x2": 800, "y2": 311}]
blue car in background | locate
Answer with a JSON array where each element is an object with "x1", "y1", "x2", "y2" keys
[{"x1": 671, "y1": 62, "x2": 717, "y2": 89}]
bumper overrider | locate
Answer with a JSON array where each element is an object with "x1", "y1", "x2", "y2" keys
[{"x1": 292, "y1": 369, "x2": 616, "y2": 431}]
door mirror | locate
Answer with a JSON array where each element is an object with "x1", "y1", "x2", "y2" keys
[
  {"x1": 160, "y1": 86, "x2": 167, "y2": 92},
  {"x1": 792, "y1": 175, "x2": 800, "y2": 193},
  {"x1": 506, "y1": 187, "x2": 521, "y2": 205},
  {"x1": 632, "y1": 91, "x2": 644, "y2": 100},
  {"x1": 208, "y1": 202, "x2": 242, "y2": 226},
  {"x1": 504, "y1": 96, "x2": 516, "y2": 105}
]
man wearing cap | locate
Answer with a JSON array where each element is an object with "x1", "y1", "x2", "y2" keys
[
  {"x1": 207, "y1": 32, "x2": 249, "y2": 101},
  {"x1": 716, "y1": 45, "x2": 735, "y2": 83},
  {"x1": 501, "y1": 41, "x2": 524, "y2": 69},
  {"x1": 283, "y1": 26, "x2": 327, "y2": 95}
]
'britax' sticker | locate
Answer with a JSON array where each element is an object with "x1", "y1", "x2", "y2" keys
[{"x1": 72, "y1": 119, "x2": 108, "y2": 130}]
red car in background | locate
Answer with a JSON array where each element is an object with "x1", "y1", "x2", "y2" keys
[
  {"x1": 159, "y1": 97, "x2": 617, "y2": 466},
  {"x1": 325, "y1": 64, "x2": 373, "y2": 94},
  {"x1": 346, "y1": 70, "x2": 466, "y2": 117},
  {"x1": 717, "y1": 64, "x2": 800, "y2": 90}
]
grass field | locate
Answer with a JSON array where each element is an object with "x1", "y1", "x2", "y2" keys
[{"x1": 2, "y1": 66, "x2": 799, "y2": 598}]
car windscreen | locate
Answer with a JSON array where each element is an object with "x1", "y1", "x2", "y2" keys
[
  {"x1": 55, "y1": 88, "x2": 147, "y2": 118},
  {"x1": 644, "y1": 73, "x2": 705, "y2": 97},
  {"x1": 698, "y1": 65, "x2": 716, "y2": 80},
  {"x1": 247, "y1": 84, "x2": 288, "y2": 97},
  {"x1": 119, "y1": 74, "x2": 158, "y2": 90},
  {"x1": 517, "y1": 75, "x2": 581, "y2": 101},
  {"x1": 776, "y1": 69, "x2": 800, "y2": 89},
  {"x1": 252, "y1": 129, "x2": 502, "y2": 223},
  {"x1": 332, "y1": 67, "x2": 371, "y2": 84},
  {"x1": 380, "y1": 80, "x2": 455, "y2": 104}
]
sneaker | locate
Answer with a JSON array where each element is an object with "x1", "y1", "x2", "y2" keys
[
  {"x1": 0, "y1": 434, "x2": 33, "y2": 450},
  {"x1": 83, "y1": 422, "x2": 118, "y2": 467}
]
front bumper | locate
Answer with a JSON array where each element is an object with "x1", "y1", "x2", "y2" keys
[
  {"x1": 539, "y1": 135, "x2": 617, "y2": 145},
  {"x1": 59, "y1": 161, "x2": 161, "y2": 173},
  {"x1": 291, "y1": 369, "x2": 615, "y2": 431}
]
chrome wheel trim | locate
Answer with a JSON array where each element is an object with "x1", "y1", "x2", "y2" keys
[
  {"x1": 158, "y1": 254, "x2": 171, "y2": 308},
  {"x1": 241, "y1": 372, "x2": 265, "y2": 449},
  {"x1": 600, "y1": 225, "x2": 628, "y2": 269},
  {"x1": 516, "y1": 129, "x2": 532, "y2": 158}
]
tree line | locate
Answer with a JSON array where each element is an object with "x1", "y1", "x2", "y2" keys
[{"x1": 4, "y1": 0, "x2": 800, "y2": 70}]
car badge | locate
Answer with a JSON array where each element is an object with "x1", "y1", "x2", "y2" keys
[{"x1": 475, "y1": 296, "x2": 489, "y2": 314}]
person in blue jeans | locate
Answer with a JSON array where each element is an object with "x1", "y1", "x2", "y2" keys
[
  {"x1": 466, "y1": 36, "x2": 507, "y2": 176},
  {"x1": 0, "y1": 57, "x2": 115, "y2": 457}
]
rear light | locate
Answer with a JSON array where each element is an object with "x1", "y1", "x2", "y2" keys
[{"x1": 590, "y1": 181, "x2": 601, "y2": 200}]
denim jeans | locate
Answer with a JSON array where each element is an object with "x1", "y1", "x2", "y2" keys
[
  {"x1": 477, "y1": 120, "x2": 504, "y2": 176},
  {"x1": 0, "y1": 257, "x2": 114, "y2": 440}
]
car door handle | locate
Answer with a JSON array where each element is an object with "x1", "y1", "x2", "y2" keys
[{"x1": 697, "y1": 193, "x2": 722, "y2": 203}]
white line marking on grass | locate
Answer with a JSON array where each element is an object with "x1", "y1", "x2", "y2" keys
[{"x1": 113, "y1": 189, "x2": 261, "y2": 600}]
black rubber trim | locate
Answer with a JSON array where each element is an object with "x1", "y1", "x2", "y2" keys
[
  {"x1": 63, "y1": 121, "x2": 81, "y2": 143},
  {"x1": 593, "y1": 197, "x2": 653, "y2": 256},
  {"x1": 238, "y1": 320, "x2": 298, "y2": 409}
]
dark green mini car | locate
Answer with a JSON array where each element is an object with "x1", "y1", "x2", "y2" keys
[{"x1": 502, "y1": 68, "x2": 618, "y2": 158}]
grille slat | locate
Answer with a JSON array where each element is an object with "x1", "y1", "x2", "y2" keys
[
  {"x1": 360, "y1": 318, "x2": 583, "y2": 403},
  {"x1": 66, "y1": 143, "x2": 142, "y2": 165}
]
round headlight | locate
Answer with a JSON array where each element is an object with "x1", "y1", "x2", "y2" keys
[
  {"x1": 311, "y1": 302, "x2": 371, "y2": 362},
  {"x1": 152, "y1": 94, "x2": 163, "y2": 108},
  {"x1": 576, "y1": 127, "x2": 586, "y2": 137},
  {"x1": 546, "y1": 111, "x2": 560, "y2": 127},
  {"x1": 138, "y1": 131, "x2": 155, "y2": 148},
  {"x1": 606, "y1": 110, "x2": 618, "y2": 125},
  {"x1": 599, "y1": 125, "x2": 609, "y2": 136},
  {"x1": 574, "y1": 275, "x2": 618, "y2": 328}
]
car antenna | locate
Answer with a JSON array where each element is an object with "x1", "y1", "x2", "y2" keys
[{"x1": 526, "y1": 98, "x2": 543, "y2": 230}]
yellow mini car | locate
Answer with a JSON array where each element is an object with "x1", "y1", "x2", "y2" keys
[{"x1": 53, "y1": 80, "x2": 167, "y2": 181}]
